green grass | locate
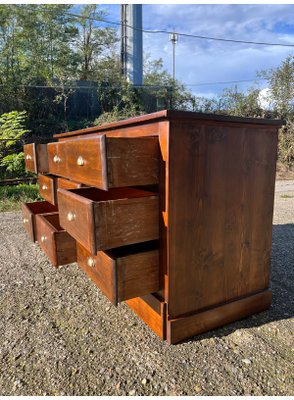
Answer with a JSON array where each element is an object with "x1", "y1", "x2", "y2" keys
[
  {"x1": 280, "y1": 194, "x2": 294, "y2": 199},
  {"x1": 0, "y1": 183, "x2": 41, "y2": 212}
]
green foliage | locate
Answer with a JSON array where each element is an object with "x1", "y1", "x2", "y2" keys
[
  {"x1": 0, "y1": 152, "x2": 24, "y2": 174},
  {"x1": 0, "y1": 111, "x2": 29, "y2": 144},
  {"x1": 0, "y1": 110, "x2": 29, "y2": 176},
  {"x1": 259, "y1": 55, "x2": 294, "y2": 118},
  {"x1": 0, "y1": 183, "x2": 41, "y2": 211},
  {"x1": 144, "y1": 55, "x2": 194, "y2": 110},
  {"x1": 0, "y1": 5, "x2": 293, "y2": 170},
  {"x1": 76, "y1": 5, "x2": 118, "y2": 80},
  {"x1": 278, "y1": 120, "x2": 294, "y2": 168},
  {"x1": 217, "y1": 86, "x2": 263, "y2": 117}
]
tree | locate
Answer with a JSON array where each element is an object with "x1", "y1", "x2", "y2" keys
[
  {"x1": 259, "y1": 55, "x2": 294, "y2": 118},
  {"x1": 217, "y1": 86, "x2": 263, "y2": 117},
  {"x1": 143, "y1": 55, "x2": 194, "y2": 110},
  {"x1": 75, "y1": 5, "x2": 118, "y2": 80}
]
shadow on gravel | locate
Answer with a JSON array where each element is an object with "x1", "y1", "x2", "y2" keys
[{"x1": 185, "y1": 223, "x2": 294, "y2": 344}]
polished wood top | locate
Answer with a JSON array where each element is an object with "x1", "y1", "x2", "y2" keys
[{"x1": 54, "y1": 110, "x2": 284, "y2": 139}]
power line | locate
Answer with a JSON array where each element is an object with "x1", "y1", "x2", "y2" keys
[
  {"x1": 0, "y1": 78, "x2": 266, "y2": 89},
  {"x1": 24, "y1": 6, "x2": 294, "y2": 48},
  {"x1": 185, "y1": 78, "x2": 266, "y2": 86}
]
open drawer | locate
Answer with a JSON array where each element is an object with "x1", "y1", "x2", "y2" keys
[
  {"x1": 35, "y1": 213, "x2": 76, "y2": 267},
  {"x1": 58, "y1": 187, "x2": 159, "y2": 254},
  {"x1": 77, "y1": 241, "x2": 159, "y2": 305},
  {"x1": 24, "y1": 143, "x2": 49, "y2": 173},
  {"x1": 38, "y1": 175, "x2": 83, "y2": 206},
  {"x1": 48, "y1": 136, "x2": 159, "y2": 189},
  {"x1": 38, "y1": 174, "x2": 57, "y2": 205},
  {"x1": 47, "y1": 141, "x2": 67, "y2": 177},
  {"x1": 21, "y1": 201, "x2": 58, "y2": 241}
]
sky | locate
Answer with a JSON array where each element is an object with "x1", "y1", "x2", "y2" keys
[{"x1": 96, "y1": 3, "x2": 294, "y2": 99}]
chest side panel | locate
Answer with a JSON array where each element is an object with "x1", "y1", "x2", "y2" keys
[{"x1": 168, "y1": 120, "x2": 278, "y2": 318}]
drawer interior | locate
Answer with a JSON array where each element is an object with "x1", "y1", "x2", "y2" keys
[
  {"x1": 23, "y1": 200, "x2": 58, "y2": 215},
  {"x1": 40, "y1": 213, "x2": 63, "y2": 232},
  {"x1": 104, "y1": 239, "x2": 158, "y2": 259},
  {"x1": 67, "y1": 186, "x2": 157, "y2": 202}
]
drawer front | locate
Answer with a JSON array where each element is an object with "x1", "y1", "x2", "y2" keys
[
  {"x1": 57, "y1": 177, "x2": 83, "y2": 191},
  {"x1": 106, "y1": 136, "x2": 159, "y2": 188},
  {"x1": 57, "y1": 187, "x2": 159, "y2": 254},
  {"x1": 35, "y1": 213, "x2": 76, "y2": 267},
  {"x1": 24, "y1": 143, "x2": 48, "y2": 173},
  {"x1": 47, "y1": 142, "x2": 67, "y2": 176},
  {"x1": 38, "y1": 174, "x2": 56, "y2": 205},
  {"x1": 58, "y1": 188, "x2": 94, "y2": 253},
  {"x1": 21, "y1": 201, "x2": 58, "y2": 241},
  {"x1": 76, "y1": 242, "x2": 159, "y2": 305},
  {"x1": 65, "y1": 136, "x2": 107, "y2": 189},
  {"x1": 24, "y1": 143, "x2": 36, "y2": 173},
  {"x1": 47, "y1": 135, "x2": 159, "y2": 189}
]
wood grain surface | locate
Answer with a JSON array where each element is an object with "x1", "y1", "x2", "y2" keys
[
  {"x1": 35, "y1": 213, "x2": 76, "y2": 267},
  {"x1": 38, "y1": 174, "x2": 56, "y2": 205},
  {"x1": 168, "y1": 121, "x2": 278, "y2": 318},
  {"x1": 77, "y1": 241, "x2": 159, "y2": 305},
  {"x1": 167, "y1": 290, "x2": 272, "y2": 344},
  {"x1": 57, "y1": 187, "x2": 159, "y2": 253}
]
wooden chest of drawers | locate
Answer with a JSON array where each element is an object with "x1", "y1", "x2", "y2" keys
[{"x1": 22, "y1": 110, "x2": 283, "y2": 344}]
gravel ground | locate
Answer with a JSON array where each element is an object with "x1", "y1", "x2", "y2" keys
[{"x1": 0, "y1": 184, "x2": 293, "y2": 396}]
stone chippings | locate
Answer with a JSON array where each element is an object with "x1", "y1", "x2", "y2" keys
[{"x1": 0, "y1": 190, "x2": 293, "y2": 396}]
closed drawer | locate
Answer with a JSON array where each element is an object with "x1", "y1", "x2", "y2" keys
[
  {"x1": 77, "y1": 241, "x2": 159, "y2": 305},
  {"x1": 21, "y1": 201, "x2": 58, "y2": 241},
  {"x1": 58, "y1": 187, "x2": 159, "y2": 254},
  {"x1": 49, "y1": 135, "x2": 159, "y2": 189},
  {"x1": 35, "y1": 213, "x2": 76, "y2": 267},
  {"x1": 24, "y1": 143, "x2": 48, "y2": 173},
  {"x1": 47, "y1": 141, "x2": 67, "y2": 176},
  {"x1": 38, "y1": 174, "x2": 57, "y2": 205}
]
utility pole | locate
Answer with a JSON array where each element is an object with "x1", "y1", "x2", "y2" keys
[
  {"x1": 169, "y1": 32, "x2": 178, "y2": 109},
  {"x1": 121, "y1": 4, "x2": 143, "y2": 86},
  {"x1": 169, "y1": 32, "x2": 178, "y2": 83}
]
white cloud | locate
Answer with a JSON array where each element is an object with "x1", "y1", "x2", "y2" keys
[
  {"x1": 142, "y1": 4, "x2": 294, "y2": 96},
  {"x1": 259, "y1": 87, "x2": 273, "y2": 110}
]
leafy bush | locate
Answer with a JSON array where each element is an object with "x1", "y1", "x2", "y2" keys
[
  {"x1": 0, "y1": 110, "x2": 30, "y2": 177},
  {"x1": 278, "y1": 120, "x2": 294, "y2": 168},
  {"x1": 0, "y1": 183, "x2": 41, "y2": 211}
]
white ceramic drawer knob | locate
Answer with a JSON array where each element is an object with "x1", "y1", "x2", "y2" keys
[
  {"x1": 77, "y1": 156, "x2": 84, "y2": 166},
  {"x1": 23, "y1": 218, "x2": 29, "y2": 224},
  {"x1": 87, "y1": 257, "x2": 95, "y2": 268},
  {"x1": 41, "y1": 235, "x2": 47, "y2": 243},
  {"x1": 25, "y1": 154, "x2": 32, "y2": 160},
  {"x1": 41, "y1": 185, "x2": 48, "y2": 190},
  {"x1": 53, "y1": 155, "x2": 60, "y2": 163},
  {"x1": 67, "y1": 211, "x2": 76, "y2": 222}
]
